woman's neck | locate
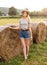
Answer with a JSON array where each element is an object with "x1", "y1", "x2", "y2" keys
[{"x1": 22, "y1": 17, "x2": 28, "y2": 20}]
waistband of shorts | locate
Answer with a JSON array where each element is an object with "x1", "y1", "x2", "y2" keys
[{"x1": 20, "y1": 29, "x2": 29, "y2": 31}]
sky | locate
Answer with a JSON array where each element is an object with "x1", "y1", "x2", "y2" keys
[{"x1": 0, "y1": 0, "x2": 47, "y2": 11}]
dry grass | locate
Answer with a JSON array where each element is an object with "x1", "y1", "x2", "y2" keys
[
  {"x1": 0, "y1": 19, "x2": 19, "y2": 26},
  {"x1": 0, "y1": 42, "x2": 47, "y2": 65},
  {"x1": 0, "y1": 18, "x2": 47, "y2": 26}
]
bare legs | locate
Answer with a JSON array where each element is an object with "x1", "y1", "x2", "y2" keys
[
  {"x1": 20, "y1": 38, "x2": 30, "y2": 60},
  {"x1": 25, "y1": 39, "x2": 30, "y2": 57}
]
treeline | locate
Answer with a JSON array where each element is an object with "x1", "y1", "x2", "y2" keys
[{"x1": 0, "y1": 7, "x2": 47, "y2": 17}]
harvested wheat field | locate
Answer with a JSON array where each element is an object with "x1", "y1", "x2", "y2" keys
[{"x1": 0, "y1": 18, "x2": 46, "y2": 26}]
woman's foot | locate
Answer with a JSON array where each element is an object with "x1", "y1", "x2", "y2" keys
[
  {"x1": 27, "y1": 54, "x2": 28, "y2": 57},
  {"x1": 25, "y1": 56, "x2": 27, "y2": 60}
]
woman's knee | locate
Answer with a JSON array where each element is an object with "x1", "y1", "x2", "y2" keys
[
  {"x1": 25, "y1": 43, "x2": 29, "y2": 48},
  {"x1": 23, "y1": 45, "x2": 26, "y2": 48}
]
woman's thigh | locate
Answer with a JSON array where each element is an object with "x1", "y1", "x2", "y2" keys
[
  {"x1": 25, "y1": 39, "x2": 30, "y2": 46},
  {"x1": 20, "y1": 38, "x2": 26, "y2": 47}
]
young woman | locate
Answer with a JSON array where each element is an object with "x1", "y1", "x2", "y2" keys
[
  {"x1": 9, "y1": 9, "x2": 32, "y2": 60},
  {"x1": 19, "y1": 9, "x2": 32, "y2": 60}
]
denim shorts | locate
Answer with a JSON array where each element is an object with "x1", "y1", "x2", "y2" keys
[{"x1": 19, "y1": 30, "x2": 30, "y2": 38}]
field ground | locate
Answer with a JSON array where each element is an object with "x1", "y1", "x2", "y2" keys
[
  {"x1": 0, "y1": 18, "x2": 47, "y2": 65},
  {"x1": 0, "y1": 18, "x2": 47, "y2": 26},
  {"x1": 0, "y1": 42, "x2": 47, "y2": 65}
]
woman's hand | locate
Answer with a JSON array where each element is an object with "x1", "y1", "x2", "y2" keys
[
  {"x1": 30, "y1": 36, "x2": 33, "y2": 40},
  {"x1": 9, "y1": 26, "x2": 16, "y2": 29},
  {"x1": 9, "y1": 25, "x2": 20, "y2": 29}
]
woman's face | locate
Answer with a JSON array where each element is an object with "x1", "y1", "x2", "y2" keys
[{"x1": 22, "y1": 11, "x2": 28, "y2": 17}]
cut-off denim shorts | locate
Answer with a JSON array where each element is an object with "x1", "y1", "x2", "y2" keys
[{"x1": 19, "y1": 30, "x2": 30, "y2": 38}]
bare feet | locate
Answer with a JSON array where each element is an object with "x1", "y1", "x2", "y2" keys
[
  {"x1": 25, "y1": 56, "x2": 27, "y2": 60},
  {"x1": 27, "y1": 54, "x2": 28, "y2": 57}
]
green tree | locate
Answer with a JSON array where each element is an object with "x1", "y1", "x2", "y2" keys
[
  {"x1": 8, "y1": 7, "x2": 17, "y2": 16},
  {"x1": 42, "y1": 8, "x2": 47, "y2": 15},
  {"x1": 0, "y1": 11, "x2": 2, "y2": 16}
]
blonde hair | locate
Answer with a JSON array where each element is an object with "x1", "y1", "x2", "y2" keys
[{"x1": 27, "y1": 15, "x2": 31, "y2": 21}]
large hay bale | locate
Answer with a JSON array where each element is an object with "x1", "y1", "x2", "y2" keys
[
  {"x1": 0, "y1": 27, "x2": 32, "y2": 61},
  {"x1": 0, "y1": 28, "x2": 23, "y2": 60},
  {"x1": 36, "y1": 23, "x2": 46, "y2": 43},
  {"x1": 31, "y1": 22, "x2": 39, "y2": 42},
  {"x1": 46, "y1": 26, "x2": 47, "y2": 36},
  {"x1": 46, "y1": 26, "x2": 47, "y2": 41},
  {"x1": 45, "y1": 22, "x2": 47, "y2": 41}
]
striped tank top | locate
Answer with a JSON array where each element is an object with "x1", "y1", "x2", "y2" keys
[{"x1": 19, "y1": 19, "x2": 29, "y2": 29}]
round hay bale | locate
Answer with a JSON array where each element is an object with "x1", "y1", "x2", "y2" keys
[
  {"x1": 0, "y1": 27, "x2": 32, "y2": 61},
  {"x1": 46, "y1": 26, "x2": 47, "y2": 41},
  {"x1": 0, "y1": 27, "x2": 23, "y2": 60},
  {"x1": 46, "y1": 26, "x2": 47, "y2": 36},
  {"x1": 43, "y1": 22, "x2": 47, "y2": 41},
  {"x1": 36, "y1": 22, "x2": 46, "y2": 43},
  {"x1": 31, "y1": 22, "x2": 39, "y2": 42}
]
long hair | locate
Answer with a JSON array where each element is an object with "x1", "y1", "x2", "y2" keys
[{"x1": 28, "y1": 15, "x2": 31, "y2": 20}]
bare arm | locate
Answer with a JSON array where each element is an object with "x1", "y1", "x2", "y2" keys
[{"x1": 9, "y1": 19, "x2": 20, "y2": 29}]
